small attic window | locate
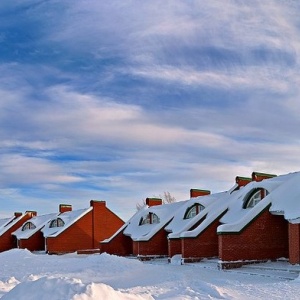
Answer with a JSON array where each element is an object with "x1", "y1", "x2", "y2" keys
[
  {"x1": 49, "y1": 218, "x2": 65, "y2": 228},
  {"x1": 22, "y1": 222, "x2": 36, "y2": 231},
  {"x1": 244, "y1": 188, "x2": 269, "y2": 209},
  {"x1": 184, "y1": 203, "x2": 205, "y2": 219},
  {"x1": 139, "y1": 213, "x2": 160, "y2": 225}
]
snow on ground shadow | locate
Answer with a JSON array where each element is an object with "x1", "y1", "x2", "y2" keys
[{"x1": 0, "y1": 249, "x2": 300, "y2": 299}]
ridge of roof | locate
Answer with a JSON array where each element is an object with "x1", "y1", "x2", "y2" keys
[
  {"x1": 42, "y1": 207, "x2": 92, "y2": 238},
  {"x1": 12, "y1": 213, "x2": 59, "y2": 239},
  {"x1": 0, "y1": 214, "x2": 26, "y2": 237}
]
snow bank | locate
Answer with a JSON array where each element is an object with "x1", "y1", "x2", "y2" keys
[
  {"x1": 0, "y1": 277, "x2": 19, "y2": 298},
  {"x1": 1, "y1": 249, "x2": 300, "y2": 299},
  {"x1": 1, "y1": 276, "x2": 153, "y2": 300},
  {"x1": 169, "y1": 254, "x2": 182, "y2": 265},
  {"x1": 0, "y1": 248, "x2": 33, "y2": 260},
  {"x1": 73, "y1": 282, "x2": 153, "y2": 300}
]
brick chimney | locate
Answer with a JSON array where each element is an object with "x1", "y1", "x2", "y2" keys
[
  {"x1": 14, "y1": 212, "x2": 22, "y2": 218},
  {"x1": 146, "y1": 198, "x2": 163, "y2": 207},
  {"x1": 59, "y1": 204, "x2": 72, "y2": 214},
  {"x1": 235, "y1": 176, "x2": 252, "y2": 188},
  {"x1": 90, "y1": 200, "x2": 106, "y2": 209},
  {"x1": 190, "y1": 189, "x2": 211, "y2": 198},
  {"x1": 90, "y1": 200, "x2": 124, "y2": 249},
  {"x1": 25, "y1": 211, "x2": 37, "y2": 217},
  {"x1": 252, "y1": 172, "x2": 277, "y2": 182}
]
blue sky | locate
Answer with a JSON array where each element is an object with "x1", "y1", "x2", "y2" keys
[{"x1": 1, "y1": 0, "x2": 300, "y2": 221}]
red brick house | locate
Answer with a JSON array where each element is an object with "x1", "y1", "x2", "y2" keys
[
  {"x1": 166, "y1": 179, "x2": 251, "y2": 263},
  {"x1": 216, "y1": 171, "x2": 300, "y2": 269},
  {"x1": 0, "y1": 211, "x2": 36, "y2": 252},
  {"x1": 42, "y1": 200, "x2": 124, "y2": 254},
  {"x1": 12, "y1": 212, "x2": 59, "y2": 251},
  {"x1": 100, "y1": 198, "x2": 186, "y2": 259}
]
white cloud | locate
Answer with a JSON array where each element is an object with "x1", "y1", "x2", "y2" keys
[
  {"x1": 0, "y1": 154, "x2": 82, "y2": 186},
  {"x1": 126, "y1": 65, "x2": 295, "y2": 93},
  {"x1": 1, "y1": 1, "x2": 300, "y2": 220}
]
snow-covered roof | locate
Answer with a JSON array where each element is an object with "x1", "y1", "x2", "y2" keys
[
  {"x1": 0, "y1": 215, "x2": 25, "y2": 237},
  {"x1": 42, "y1": 208, "x2": 92, "y2": 238},
  {"x1": 121, "y1": 201, "x2": 186, "y2": 241},
  {"x1": 165, "y1": 191, "x2": 228, "y2": 238},
  {"x1": 12, "y1": 213, "x2": 58, "y2": 239},
  {"x1": 218, "y1": 171, "x2": 300, "y2": 233},
  {"x1": 269, "y1": 172, "x2": 300, "y2": 223},
  {"x1": 0, "y1": 216, "x2": 15, "y2": 228}
]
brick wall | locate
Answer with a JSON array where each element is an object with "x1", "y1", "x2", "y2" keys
[
  {"x1": 219, "y1": 210, "x2": 288, "y2": 263},
  {"x1": 46, "y1": 202, "x2": 124, "y2": 254},
  {"x1": 100, "y1": 228, "x2": 133, "y2": 256},
  {"x1": 132, "y1": 227, "x2": 169, "y2": 256},
  {"x1": 181, "y1": 218, "x2": 220, "y2": 261},
  {"x1": 46, "y1": 211, "x2": 94, "y2": 254},
  {"x1": 19, "y1": 231, "x2": 45, "y2": 251},
  {"x1": 168, "y1": 238, "x2": 182, "y2": 258},
  {"x1": 289, "y1": 223, "x2": 300, "y2": 264},
  {"x1": 90, "y1": 200, "x2": 124, "y2": 248},
  {"x1": 0, "y1": 214, "x2": 33, "y2": 252}
]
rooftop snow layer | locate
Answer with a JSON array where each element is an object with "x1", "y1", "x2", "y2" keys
[
  {"x1": 0, "y1": 215, "x2": 25, "y2": 237},
  {"x1": 42, "y1": 208, "x2": 92, "y2": 238},
  {"x1": 165, "y1": 191, "x2": 227, "y2": 238},
  {"x1": 123, "y1": 201, "x2": 186, "y2": 241},
  {"x1": 0, "y1": 216, "x2": 16, "y2": 229},
  {"x1": 218, "y1": 172, "x2": 300, "y2": 233},
  {"x1": 12, "y1": 213, "x2": 58, "y2": 239},
  {"x1": 269, "y1": 172, "x2": 300, "y2": 223}
]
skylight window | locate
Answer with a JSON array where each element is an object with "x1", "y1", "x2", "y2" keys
[
  {"x1": 244, "y1": 188, "x2": 268, "y2": 208},
  {"x1": 49, "y1": 218, "x2": 65, "y2": 228},
  {"x1": 139, "y1": 213, "x2": 160, "y2": 225},
  {"x1": 22, "y1": 222, "x2": 36, "y2": 231},
  {"x1": 184, "y1": 203, "x2": 205, "y2": 219}
]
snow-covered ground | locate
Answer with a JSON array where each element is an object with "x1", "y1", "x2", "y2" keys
[{"x1": 1, "y1": 250, "x2": 300, "y2": 299}]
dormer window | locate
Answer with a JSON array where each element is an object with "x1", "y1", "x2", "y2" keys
[
  {"x1": 49, "y1": 218, "x2": 65, "y2": 228},
  {"x1": 139, "y1": 213, "x2": 160, "y2": 225},
  {"x1": 184, "y1": 203, "x2": 205, "y2": 219},
  {"x1": 244, "y1": 188, "x2": 268, "y2": 208},
  {"x1": 22, "y1": 222, "x2": 36, "y2": 231}
]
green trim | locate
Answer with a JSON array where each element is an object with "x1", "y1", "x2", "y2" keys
[
  {"x1": 190, "y1": 189, "x2": 211, "y2": 193},
  {"x1": 147, "y1": 198, "x2": 162, "y2": 201},
  {"x1": 252, "y1": 172, "x2": 277, "y2": 178},
  {"x1": 59, "y1": 204, "x2": 72, "y2": 208},
  {"x1": 235, "y1": 176, "x2": 252, "y2": 181},
  {"x1": 217, "y1": 204, "x2": 271, "y2": 235}
]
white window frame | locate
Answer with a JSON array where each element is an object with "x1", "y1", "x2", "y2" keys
[
  {"x1": 22, "y1": 222, "x2": 36, "y2": 231},
  {"x1": 139, "y1": 213, "x2": 160, "y2": 225},
  {"x1": 245, "y1": 189, "x2": 268, "y2": 208},
  {"x1": 184, "y1": 204, "x2": 205, "y2": 219},
  {"x1": 49, "y1": 218, "x2": 65, "y2": 228}
]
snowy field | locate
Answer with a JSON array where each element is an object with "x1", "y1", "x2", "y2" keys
[{"x1": 1, "y1": 250, "x2": 300, "y2": 299}]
